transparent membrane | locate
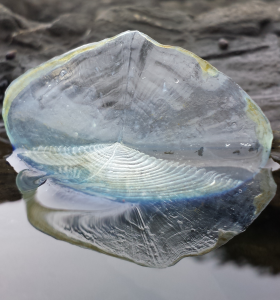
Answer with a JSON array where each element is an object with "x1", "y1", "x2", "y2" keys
[{"x1": 3, "y1": 31, "x2": 276, "y2": 267}]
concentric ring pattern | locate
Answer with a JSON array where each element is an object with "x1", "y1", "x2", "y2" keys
[{"x1": 21, "y1": 143, "x2": 241, "y2": 201}]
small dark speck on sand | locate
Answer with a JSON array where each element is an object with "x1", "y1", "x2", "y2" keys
[
  {"x1": 195, "y1": 147, "x2": 204, "y2": 156},
  {"x1": 249, "y1": 142, "x2": 260, "y2": 152},
  {"x1": 218, "y1": 38, "x2": 229, "y2": 50},
  {"x1": 5, "y1": 50, "x2": 17, "y2": 60},
  {"x1": 164, "y1": 151, "x2": 174, "y2": 154},
  {"x1": 233, "y1": 150, "x2": 240, "y2": 155}
]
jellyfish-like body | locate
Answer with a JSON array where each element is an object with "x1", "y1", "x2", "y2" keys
[{"x1": 3, "y1": 31, "x2": 276, "y2": 267}]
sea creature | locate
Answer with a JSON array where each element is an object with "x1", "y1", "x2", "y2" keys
[{"x1": 3, "y1": 31, "x2": 276, "y2": 267}]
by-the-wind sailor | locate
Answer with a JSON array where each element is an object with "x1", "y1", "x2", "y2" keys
[{"x1": 3, "y1": 31, "x2": 276, "y2": 268}]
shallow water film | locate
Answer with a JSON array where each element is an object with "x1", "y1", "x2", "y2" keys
[{"x1": 3, "y1": 31, "x2": 276, "y2": 267}]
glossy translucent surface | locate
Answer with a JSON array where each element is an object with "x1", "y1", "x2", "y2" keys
[
  {"x1": 14, "y1": 167, "x2": 274, "y2": 268},
  {"x1": 3, "y1": 31, "x2": 276, "y2": 267},
  {"x1": 19, "y1": 143, "x2": 242, "y2": 202}
]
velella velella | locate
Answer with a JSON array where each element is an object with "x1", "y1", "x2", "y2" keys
[{"x1": 3, "y1": 30, "x2": 276, "y2": 268}]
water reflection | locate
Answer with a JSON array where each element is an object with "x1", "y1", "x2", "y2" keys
[
  {"x1": 198, "y1": 170, "x2": 280, "y2": 275},
  {"x1": 198, "y1": 205, "x2": 280, "y2": 275},
  {"x1": 17, "y1": 166, "x2": 276, "y2": 268}
]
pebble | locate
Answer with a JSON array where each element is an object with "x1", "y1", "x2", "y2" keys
[
  {"x1": 218, "y1": 38, "x2": 229, "y2": 50},
  {"x1": 5, "y1": 50, "x2": 17, "y2": 60}
]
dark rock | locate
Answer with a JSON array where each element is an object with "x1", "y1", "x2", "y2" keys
[
  {"x1": 0, "y1": 79, "x2": 8, "y2": 103},
  {"x1": 271, "y1": 168, "x2": 280, "y2": 207},
  {"x1": 0, "y1": 159, "x2": 21, "y2": 203},
  {"x1": 47, "y1": 13, "x2": 92, "y2": 37},
  {"x1": 218, "y1": 38, "x2": 229, "y2": 50},
  {"x1": 196, "y1": 147, "x2": 204, "y2": 156},
  {"x1": 0, "y1": 60, "x2": 17, "y2": 72},
  {"x1": 0, "y1": 60, "x2": 24, "y2": 97},
  {"x1": 0, "y1": 79, "x2": 8, "y2": 89},
  {"x1": 82, "y1": 6, "x2": 193, "y2": 49},
  {"x1": 0, "y1": 0, "x2": 90, "y2": 22},
  {"x1": 0, "y1": 0, "x2": 159, "y2": 22},
  {"x1": 271, "y1": 130, "x2": 280, "y2": 162},
  {"x1": 273, "y1": 21, "x2": 280, "y2": 35},
  {"x1": 192, "y1": 35, "x2": 272, "y2": 61},
  {"x1": 182, "y1": 0, "x2": 214, "y2": 16},
  {"x1": 0, "y1": 4, "x2": 35, "y2": 40},
  {"x1": 12, "y1": 31, "x2": 45, "y2": 50},
  {"x1": 202, "y1": 34, "x2": 280, "y2": 130},
  {"x1": 192, "y1": 1, "x2": 278, "y2": 36},
  {"x1": 5, "y1": 49, "x2": 16, "y2": 60}
]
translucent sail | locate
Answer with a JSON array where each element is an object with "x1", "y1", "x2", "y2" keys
[{"x1": 3, "y1": 31, "x2": 275, "y2": 267}]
